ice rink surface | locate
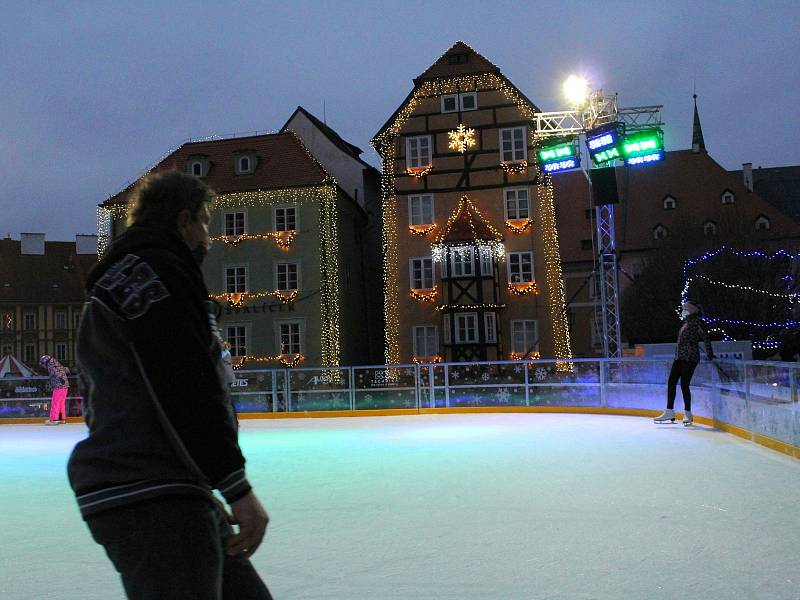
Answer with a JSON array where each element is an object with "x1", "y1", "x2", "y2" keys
[{"x1": 2, "y1": 412, "x2": 799, "y2": 600}]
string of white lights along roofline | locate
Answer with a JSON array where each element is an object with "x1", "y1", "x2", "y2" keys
[
  {"x1": 370, "y1": 71, "x2": 573, "y2": 366},
  {"x1": 97, "y1": 182, "x2": 342, "y2": 368}
]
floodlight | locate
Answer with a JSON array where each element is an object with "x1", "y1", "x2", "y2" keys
[{"x1": 563, "y1": 75, "x2": 589, "y2": 107}]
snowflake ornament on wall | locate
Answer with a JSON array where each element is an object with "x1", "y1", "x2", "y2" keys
[{"x1": 448, "y1": 124, "x2": 477, "y2": 154}]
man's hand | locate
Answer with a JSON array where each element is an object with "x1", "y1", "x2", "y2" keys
[{"x1": 226, "y1": 491, "x2": 269, "y2": 558}]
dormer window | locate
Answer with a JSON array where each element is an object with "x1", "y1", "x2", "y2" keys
[
  {"x1": 703, "y1": 220, "x2": 717, "y2": 237},
  {"x1": 448, "y1": 52, "x2": 469, "y2": 65},
  {"x1": 754, "y1": 214, "x2": 771, "y2": 231},
  {"x1": 235, "y1": 153, "x2": 256, "y2": 175},
  {"x1": 442, "y1": 95, "x2": 458, "y2": 113},
  {"x1": 186, "y1": 156, "x2": 209, "y2": 177},
  {"x1": 721, "y1": 190, "x2": 735, "y2": 205},
  {"x1": 653, "y1": 224, "x2": 668, "y2": 240},
  {"x1": 663, "y1": 195, "x2": 676, "y2": 210}
]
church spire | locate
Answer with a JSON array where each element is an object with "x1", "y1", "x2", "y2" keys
[{"x1": 692, "y1": 94, "x2": 706, "y2": 154}]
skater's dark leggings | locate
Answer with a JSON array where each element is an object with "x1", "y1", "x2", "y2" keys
[{"x1": 667, "y1": 359, "x2": 698, "y2": 411}]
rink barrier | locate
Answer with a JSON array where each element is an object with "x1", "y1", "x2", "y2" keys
[{"x1": 2, "y1": 358, "x2": 798, "y2": 459}]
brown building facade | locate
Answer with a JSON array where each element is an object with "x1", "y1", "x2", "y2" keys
[{"x1": 371, "y1": 42, "x2": 572, "y2": 365}]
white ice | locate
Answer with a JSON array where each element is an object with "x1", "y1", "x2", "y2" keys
[{"x1": 2, "y1": 413, "x2": 799, "y2": 599}]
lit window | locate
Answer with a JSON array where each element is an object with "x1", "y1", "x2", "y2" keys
[
  {"x1": 225, "y1": 266, "x2": 247, "y2": 293},
  {"x1": 441, "y1": 95, "x2": 458, "y2": 113},
  {"x1": 2, "y1": 312, "x2": 13, "y2": 330},
  {"x1": 511, "y1": 320, "x2": 538, "y2": 354},
  {"x1": 504, "y1": 188, "x2": 530, "y2": 220},
  {"x1": 274, "y1": 206, "x2": 297, "y2": 232},
  {"x1": 755, "y1": 215, "x2": 771, "y2": 231},
  {"x1": 276, "y1": 263, "x2": 299, "y2": 291},
  {"x1": 454, "y1": 313, "x2": 478, "y2": 344},
  {"x1": 507, "y1": 252, "x2": 534, "y2": 283},
  {"x1": 703, "y1": 220, "x2": 717, "y2": 237},
  {"x1": 413, "y1": 325, "x2": 438, "y2": 357},
  {"x1": 224, "y1": 212, "x2": 246, "y2": 237},
  {"x1": 406, "y1": 136, "x2": 432, "y2": 169},
  {"x1": 409, "y1": 195, "x2": 434, "y2": 226},
  {"x1": 500, "y1": 127, "x2": 527, "y2": 162},
  {"x1": 479, "y1": 249, "x2": 493, "y2": 276},
  {"x1": 485, "y1": 312, "x2": 497, "y2": 343},
  {"x1": 410, "y1": 258, "x2": 434, "y2": 290},
  {"x1": 226, "y1": 326, "x2": 247, "y2": 357},
  {"x1": 663, "y1": 195, "x2": 676, "y2": 210},
  {"x1": 278, "y1": 321, "x2": 302, "y2": 355},
  {"x1": 653, "y1": 225, "x2": 668, "y2": 240}
]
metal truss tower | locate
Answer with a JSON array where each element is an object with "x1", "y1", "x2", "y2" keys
[{"x1": 534, "y1": 93, "x2": 662, "y2": 358}]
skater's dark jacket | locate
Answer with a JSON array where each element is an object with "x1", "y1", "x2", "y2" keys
[
  {"x1": 675, "y1": 314, "x2": 713, "y2": 363},
  {"x1": 67, "y1": 225, "x2": 251, "y2": 518}
]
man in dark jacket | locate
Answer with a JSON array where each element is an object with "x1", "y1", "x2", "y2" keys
[{"x1": 68, "y1": 171, "x2": 271, "y2": 599}]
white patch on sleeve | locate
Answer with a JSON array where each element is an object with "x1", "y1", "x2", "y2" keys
[{"x1": 96, "y1": 254, "x2": 170, "y2": 319}]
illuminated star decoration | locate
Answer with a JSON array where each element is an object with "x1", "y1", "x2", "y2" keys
[{"x1": 448, "y1": 124, "x2": 477, "y2": 154}]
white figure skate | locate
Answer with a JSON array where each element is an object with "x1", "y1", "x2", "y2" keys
[
  {"x1": 654, "y1": 409, "x2": 676, "y2": 423},
  {"x1": 682, "y1": 411, "x2": 693, "y2": 426}
]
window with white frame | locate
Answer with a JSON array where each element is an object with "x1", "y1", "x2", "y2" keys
[
  {"x1": 703, "y1": 220, "x2": 717, "y2": 237},
  {"x1": 23, "y1": 312, "x2": 35, "y2": 330},
  {"x1": 410, "y1": 258, "x2": 434, "y2": 290},
  {"x1": 413, "y1": 325, "x2": 438, "y2": 357},
  {"x1": 274, "y1": 206, "x2": 297, "y2": 232},
  {"x1": 653, "y1": 224, "x2": 668, "y2": 240},
  {"x1": 721, "y1": 190, "x2": 735, "y2": 205},
  {"x1": 225, "y1": 266, "x2": 247, "y2": 293},
  {"x1": 408, "y1": 194, "x2": 434, "y2": 226},
  {"x1": 406, "y1": 135, "x2": 432, "y2": 169},
  {"x1": 236, "y1": 155, "x2": 255, "y2": 175},
  {"x1": 224, "y1": 211, "x2": 246, "y2": 237},
  {"x1": 55, "y1": 311, "x2": 67, "y2": 330},
  {"x1": 441, "y1": 95, "x2": 458, "y2": 113},
  {"x1": 459, "y1": 92, "x2": 477, "y2": 111},
  {"x1": 450, "y1": 247, "x2": 474, "y2": 277},
  {"x1": 484, "y1": 312, "x2": 497, "y2": 343},
  {"x1": 55, "y1": 343, "x2": 67, "y2": 362},
  {"x1": 479, "y1": 248, "x2": 493, "y2": 276},
  {"x1": 191, "y1": 161, "x2": 203, "y2": 177},
  {"x1": 511, "y1": 320, "x2": 538, "y2": 354},
  {"x1": 454, "y1": 313, "x2": 478, "y2": 344},
  {"x1": 276, "y1": 263, "x2": 299, "y2": 291},
  {"x1": 500, "y1": 127, "x2": 527, "y2": 162},
  {"x1": 507, "y1": 252, "x2": 533, "y2": 283},
  {"x1": 663, "y1": 195, "x2": 676, "y2": 210},
  {"x1": 504, "y1": 188, "x2": 530, "y2": 220},
  {"x1": 278, "y1": 321, "x2": 302, "y2": 355},
  {"x1": 755, "y1": 215, "x2": 771, "y2": 231},
  {"x1": 226, "y1": 325, "x2": 247, "y2": 357}
]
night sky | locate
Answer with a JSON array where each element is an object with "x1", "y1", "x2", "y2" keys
[{"x1": 2, "y1": 1, "x2": 798, "y2": 240}]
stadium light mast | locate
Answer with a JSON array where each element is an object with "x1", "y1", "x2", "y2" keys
[{"x1": 533, "y1": 77, "x2": 663, "y2": 359}]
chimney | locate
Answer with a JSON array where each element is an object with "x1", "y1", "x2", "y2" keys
[
  {"x1": 75, "y1": 234, "x2": 98, "y2": 255},
  {"x1": 20, "y1": 233, "x2": 45, "y2": 255},
  {"x1": 742, "y1": 163, "x2": 753, "y2": 192}
]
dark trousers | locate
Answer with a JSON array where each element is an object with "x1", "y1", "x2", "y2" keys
[
  {"x1": 667, "y1": 359, "x2": 698, "y2": 411},
  {"x1": 86, "y1": 496, "x2": 272, "y2": 600}
]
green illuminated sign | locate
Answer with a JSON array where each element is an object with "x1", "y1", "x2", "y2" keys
[
  {"x1": 622, "y1": 129, "x2": 664, "y2": 159},
  {"x1": 538, "y1": 143, "x2": 574, "y2": 163},
  {"x1": 594, "y1": 147, "x2": 620, "y2": 163}
]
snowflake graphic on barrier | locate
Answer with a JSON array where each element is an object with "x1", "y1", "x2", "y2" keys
[
  {"x1": 481, "y1": 372, "x2": 490, "y2": 382},
  {"x1": 496, "y1": 388, "x2": 510, "y2": 404},
  {"x1": 363, "y1": 394, "x2": 373, "y2": 402},
  {"x1": 535, "y1": 367, "x2": 548, "y2": 381},
  {"x1": 404, "y1": 400, "x2": 414, "y2": 408},
  {"x1": 450, "y1": 371, "x2": 460, "y2": 380},
  {"x1": 513, "y1": 366, "x2": 522, "y2": 374}
]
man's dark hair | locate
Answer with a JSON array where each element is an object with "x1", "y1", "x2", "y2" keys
[{"x1": 127, "y1": 171, "x2": 215, "y2": 231}]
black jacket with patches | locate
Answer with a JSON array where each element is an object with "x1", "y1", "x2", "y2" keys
[{"x1": 67, "y1": 226, "x2": 251, "y2": 518}]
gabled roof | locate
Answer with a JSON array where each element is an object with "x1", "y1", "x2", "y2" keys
[
  {"x1": 0, "y1": 239, "x2": 97, "y2": 303},
  {"x1": 372, "y1": 41, "x2": 539, "y2": 146},
  {"x1": 414, "y1": 41, "x2": 501, "y2": 83},
  {"x1": 437, "y1": 196, "x2": 503, "y2": 244},
  {"x1": 103, "y1": 131, "x2": 329, "y2": 206},
  {"x1": 282, "y1": 106, "x2": 364, "y2": 159}
]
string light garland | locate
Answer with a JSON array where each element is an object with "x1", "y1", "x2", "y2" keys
[
  {"x1": 406, "y1": 166, "x2": 433, "y2": 178},
  {"x1": 319, "y1": 184, "x2": 341, "y2": 367},
  {"x1": 410, "y1": 287, "x2": 438, "y2": 302},
  {"x1": 432, "y1": 195, "x2": 505, "y2": 263},
  {"x1": 209, "y1": 290, "x2": 298, "y2": 307},
  {"x1": 412, "y1": 355, "x2": 443, "y2": 364},
  {"x1": 500, "y1": 161, "x2": 528, "y2": 174},
  {"x1": 232, "y1": 353, "x2": 305, "y2": 369},
  {"x1": 408, "y1": 224, "x2": 438, "y2": 237},
  {"x1": 435, "y1": 303, "x2": 506, "y2": 312},
  {"x1": 210, "y1": 231, "x2": 296, "y2": 250},
  {"x1": 682, "y1": 275, "x2": 800, "y2": 302},
  {"x1": 507, "y1": 281, "x2": 539, "y2": 296},
  {"x1": 505, "y1": 219, "x2": 533, "y2": 234},
  {"x1": 448, "y1": 124, "x2": 477, "y2": 153},
  {"x1": 508, "y1": 351, "x2": 541, "y2": 361}
]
